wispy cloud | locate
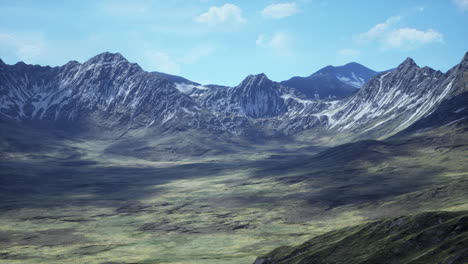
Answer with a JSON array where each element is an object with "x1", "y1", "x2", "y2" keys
[
  {"x1": 261, "y1": 2, "x2": 299, "y2": 19},
  {"x1": 256, "y1": 32, "x2": 293, "y2": 56},
  {"x1": 196, "y1": 3, "x2": 246, "y2": 26},
  {"x1": 144, "y1": 50, "x2": 181, "y2": 74},
  {"x1": 453, "y1": 0, "x2": 468, "y2": 10},
  {"x1": 355, "y1": 16, "x2": 401, "y2": 44},
  {"x1": 383, "y1": 28, "x2": 443, "y2": 49},
  {"x1": 0, "y1": 31, "x2": 46, "y2": 62},
  {"x1": 354, "y1": 16, "x2": 443, "y2": 50}
]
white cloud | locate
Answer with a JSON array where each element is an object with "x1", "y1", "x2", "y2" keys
[
  {"x1": 383, "y1": 28, "x2": 443, "y2": 49},
  {"x1": 261, "y1": 2, "x2": 299, "y2": 19},
  {"x1": 0, "y1": 32, "x2": 46, "y2": 62},
  {"x1": 354, "y1": 16, "x2": 443, "y2": 50},
  {"x1": 338, "y1": 48, "x2": 361, "y2": 60},
  {"x1": 196, "y1": 3, "x2": 246, "y2": 25},
  {"x1": 144, "y1": 50, "x2": 181, "y2": 74},
  {"x1": 454, "y1": 0, "x2": 468, "y2": 10},
  {"x1": 256, "y1": 32, "x2": 292, "y2": 56},
  {"x1": 355, "y1": 16, "x2": 400, "y2": 44}
]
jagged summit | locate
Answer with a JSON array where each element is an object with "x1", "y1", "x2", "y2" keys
[
  {"x1": 461, "y1": 51, "x2": 468, "y2": 62},
  {"x1": 63, "y1": 60, "x2": 81, "y2": 67},
  {"x1": 250, "y1": 73, "x2": 268, "y2": 78},
  {"x1": 459, "y1": 51, "x2": 468, "y2": 69},
  {"x1": 398, "y1": 57, "x2": 419, "y2": 69},
  {"x1": 86, "y1": 52, "x2": 128, "y2": 65},
  {"x1": 243, "y1": 73, "x2": 269, "y2": 80},
  {"x1": 239, "y1": 73, "x2": 271, "y2": 87}
]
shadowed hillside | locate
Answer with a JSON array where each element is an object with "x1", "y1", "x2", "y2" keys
[{"x1": 253, "y1": 211, "x2": 468, "y2": 264}]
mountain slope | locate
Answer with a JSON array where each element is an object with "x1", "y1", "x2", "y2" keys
[
  {"x1": 316, "y1": 53, "x2": 468, "y2": 139},
  {"x1": 280, "y1": 62, "x2": 378, "y2": 100},
  {"x1": 394, "y1": 90, "x2": 468, "y2": 137},
  {"x1": 253, "y1": 211, "x2": 468, "y2": 264}
]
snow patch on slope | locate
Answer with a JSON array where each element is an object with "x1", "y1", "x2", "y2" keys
[
  {"x1": 175, "y1": 83, "x2": 208, "y2": 94},
  {"x1": 336, "y1": 72, "x2": 366, "y2": 88}
]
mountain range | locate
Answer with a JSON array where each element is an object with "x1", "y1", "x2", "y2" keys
[{"x1": 1, "y1": 51, "x2": 467, "y2": 143}]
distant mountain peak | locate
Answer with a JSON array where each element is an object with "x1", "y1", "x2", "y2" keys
[
  {"x1": 239, "y1": 73, "x2": 272, "y2": 88},
  {"x1": 462, "y1": 51, "x2": 468, "y2": 63},
  {"x1": 245, "y1": 73, "x2": 268, "y2": 80},
  {"x1": 400, "y1": 57, "x2": 418, "y2": 68},
  {"x1": 460, "y1": 51, "x2": 468, "y2": 70},
  {"x1": 280, "y1": 62, "x2": 378, "y2": 99},
  {"x1": 63, "y1": 60, "x2": 81, "y2": 67},
  {"x1": 344, "y1": 62, "x2": 361, "y2": 67},
  {"x1": 315, "y1": 62, "x2": 370, "y2": 75},
  {"x1": 14, "y1": 61, "x2": 27, "y2": 67},
  {"x1": 87, "y1": 52, "x2": 128, "y2": 64}
]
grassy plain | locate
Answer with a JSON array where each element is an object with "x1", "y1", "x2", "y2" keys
[{"x1": 0, "y1": 123, "x2": 467, "y2": 263}]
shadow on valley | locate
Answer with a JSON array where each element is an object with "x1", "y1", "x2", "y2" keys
[{"x1": 0, "y1": 138, "x2": 451, "y2": 213}]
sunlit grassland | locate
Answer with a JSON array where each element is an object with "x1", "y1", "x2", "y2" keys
[{"x1": 1, "y1": 125, "x2": 467, "y2": 263}]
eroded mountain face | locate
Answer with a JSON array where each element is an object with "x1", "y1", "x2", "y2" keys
[{"x1": 1, "y1": 52, "x2": 467, "y2": 140}]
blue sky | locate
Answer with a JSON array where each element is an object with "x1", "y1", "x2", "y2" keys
[{"x1": 0, "y1": 0, "x2": 467, "y2": 86}]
